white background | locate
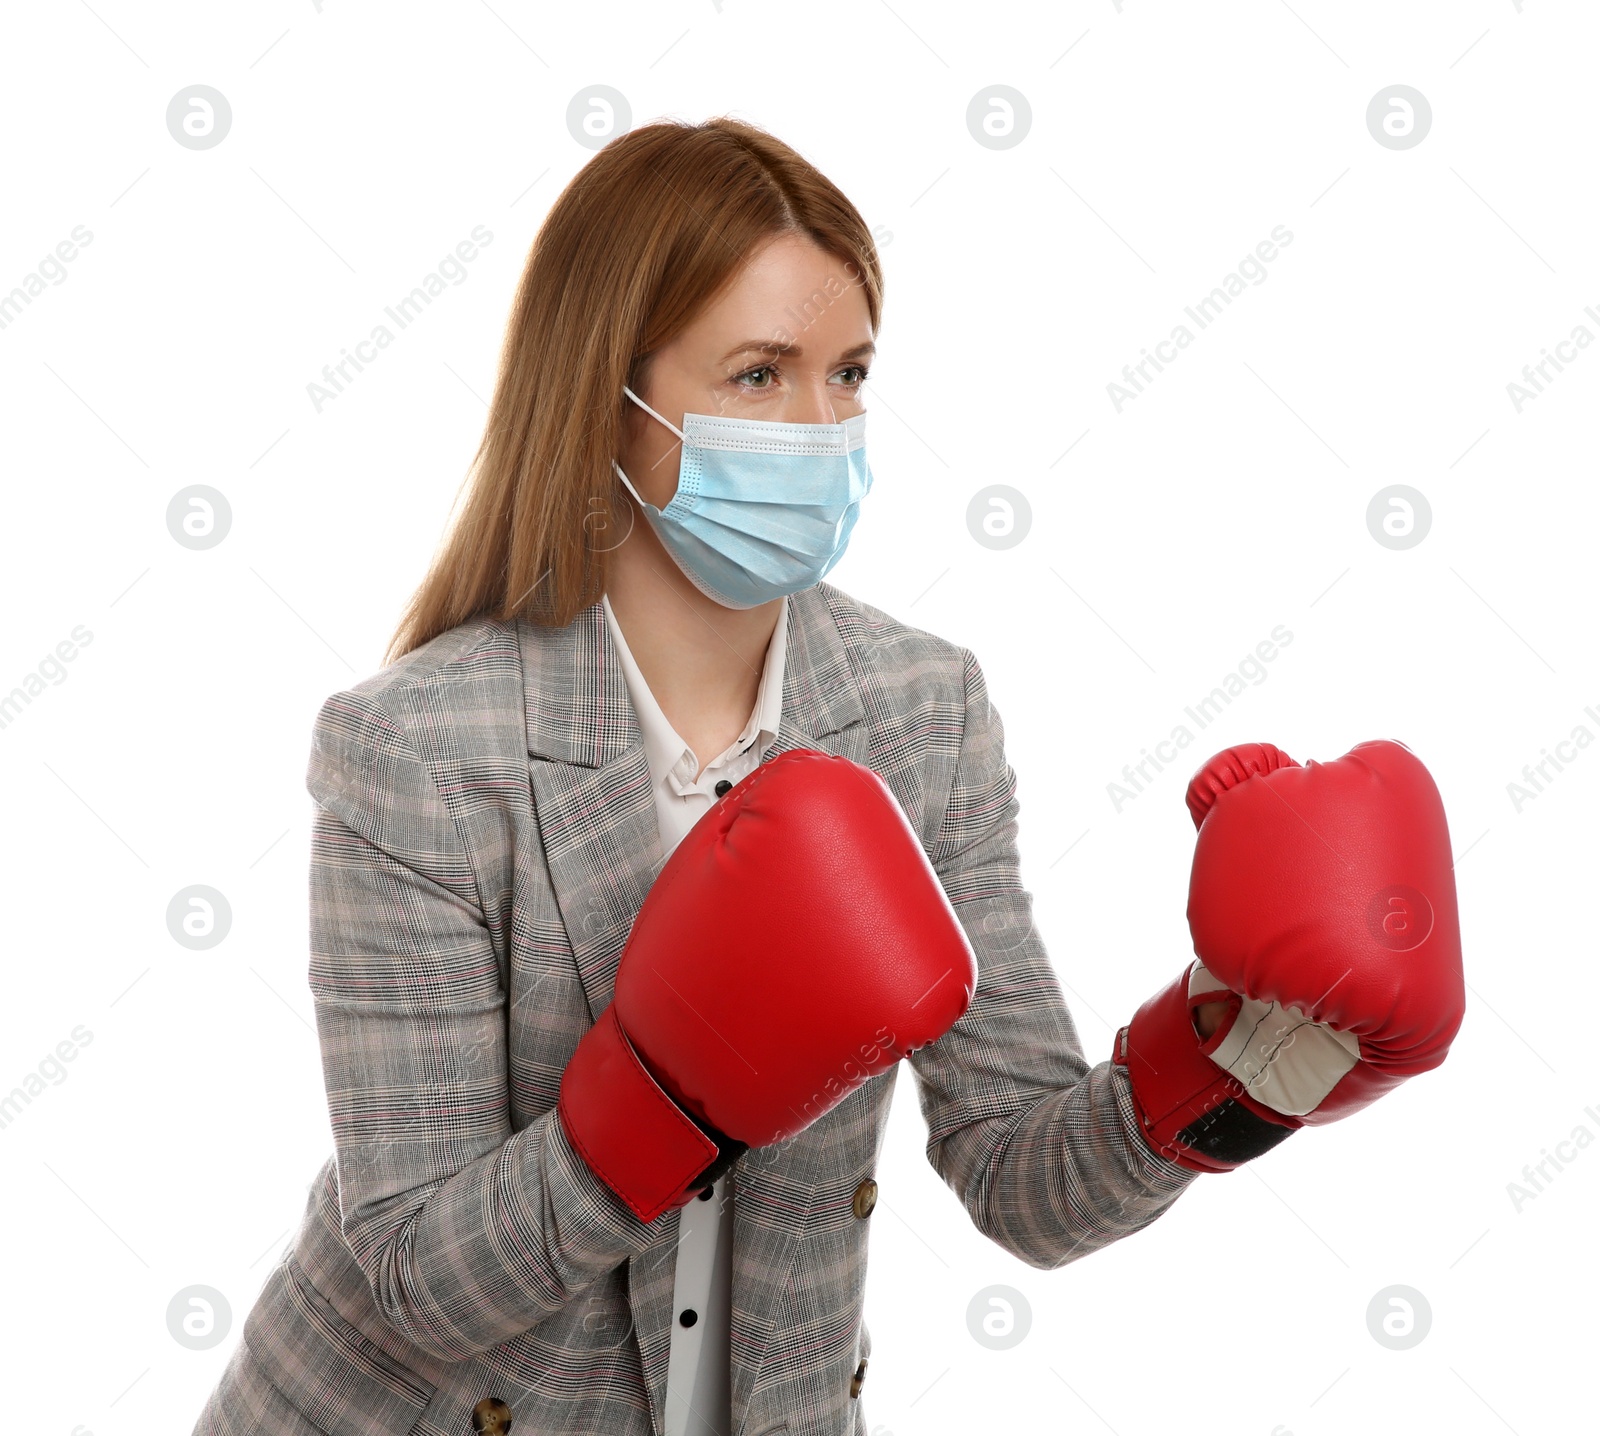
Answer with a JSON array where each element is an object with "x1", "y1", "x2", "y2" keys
[{"x1": 1, "y1": 2, "x2": 1594, "y2": 1433}]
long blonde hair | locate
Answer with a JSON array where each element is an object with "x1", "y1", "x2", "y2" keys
[{"x1": 384, "y1": 116, "x2": 885, "y2": 662}]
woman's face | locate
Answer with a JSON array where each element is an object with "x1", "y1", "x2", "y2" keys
[{"x1": 619, "y1": 232, "x2": 875, "y2": 511}]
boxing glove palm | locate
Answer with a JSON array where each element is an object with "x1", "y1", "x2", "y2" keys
[{"x1": 558, "y1": 748, "x2": 979, "y2": 1222}]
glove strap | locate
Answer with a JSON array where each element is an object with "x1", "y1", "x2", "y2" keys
[
  {"x1": 558, "y1": 1005, "x2": 739, "y2": 1222},
  {"x1": 1114, "y1": 963, "x2": 1301, "y2": 1173}
]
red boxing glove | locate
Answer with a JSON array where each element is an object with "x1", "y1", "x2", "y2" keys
[
  {"x1": 1115, "y1": 740, "x2": 1465, "y2": 1173},
  {"x1": 559, "y1": 749, "x2": 978, "y2": 1222}
]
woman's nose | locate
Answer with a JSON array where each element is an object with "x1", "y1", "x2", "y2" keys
[{"x1": 787, "y1": 378, "x2": 857, "y2": 424}]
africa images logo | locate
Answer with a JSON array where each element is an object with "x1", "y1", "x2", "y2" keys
[{"x1": 1366, "y1": 886, "x2": 1434, "y2": 952}]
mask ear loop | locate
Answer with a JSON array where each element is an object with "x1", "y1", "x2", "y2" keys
[
  {"x1": 623, "y1": 385, "x2": 687, "y2": 443},
  {"x1": 615, "y1": 386, "x2": 690, "y2": 511},
  {"x1": 610, "y1": 458, "x2": 647, "y2": 508}
]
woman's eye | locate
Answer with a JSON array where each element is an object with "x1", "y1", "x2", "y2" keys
[{"x1": 734, "y1": 362, "x2": 869, "y2": 390}]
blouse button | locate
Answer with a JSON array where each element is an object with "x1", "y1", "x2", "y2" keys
[{"x1": 714, "y1": 780, "x2": 732, "y2": 797}]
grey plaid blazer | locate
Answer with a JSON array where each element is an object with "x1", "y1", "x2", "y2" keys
[{"x1": 191, "y1": 580, "x2": 1196, "y2": 1436}]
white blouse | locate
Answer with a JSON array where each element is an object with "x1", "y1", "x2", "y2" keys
[{"x1": 598, "y1": 590, "x2": 790, "y2": 1436}]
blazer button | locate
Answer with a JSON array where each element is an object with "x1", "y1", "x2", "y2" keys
[
  {"x1": 850, "y1": 1357, "x2": 868, "y2": 1398},
  {"x1": 471, "y1": 1396, "x2": 513, "y2": 1433},
  {"x1": 852, "y1": 1178, "x2": 878, "y2": 1220}
]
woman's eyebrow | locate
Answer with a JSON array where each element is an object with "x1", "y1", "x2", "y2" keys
[{"x1": 718, "y1": 339, "x2": 876, "y2": 363}]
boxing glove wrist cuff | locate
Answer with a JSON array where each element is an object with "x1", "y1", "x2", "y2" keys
[
  {"x1": 558, "y1": 1005, "x2": 730, "y2": 1223},
  {"x1": 1114, "y1": 962, "x2": 1300, "y2": 1174}
]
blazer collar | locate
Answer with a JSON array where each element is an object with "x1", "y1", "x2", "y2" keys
[{"x1": 519, "y1": 581, "x2": 864, "y2": 767}]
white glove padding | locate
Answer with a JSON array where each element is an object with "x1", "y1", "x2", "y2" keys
[{"x1": 1189, "y1": 960, "x2": 1362, "y2": 1118}]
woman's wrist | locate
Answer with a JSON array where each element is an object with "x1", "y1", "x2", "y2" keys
[{"x1": 1193, "y1": 998, "x2": 1231, "y2": 1041}]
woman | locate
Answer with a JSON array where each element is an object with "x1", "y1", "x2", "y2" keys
[{"x1": 191, "y1": 115, "x2": 1458, "y2": 1436}]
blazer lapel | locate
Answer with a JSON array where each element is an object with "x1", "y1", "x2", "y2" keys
[
  {"x1": 520, "y1": 599, "x2": 660, "y2": 1026},
  {"x1": 518, "y1": 584, "x2": 867, "y2": 1434}
]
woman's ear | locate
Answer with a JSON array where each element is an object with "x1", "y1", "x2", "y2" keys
[
  {"x1": 620, "y1": 394, "x2": 645, "y2": 447},
  {"x1": 621, "y1": 362, "x2": 662, "y2": 447}
]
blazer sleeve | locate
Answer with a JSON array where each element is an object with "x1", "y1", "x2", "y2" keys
[
  {"x1": 908, "y1": 647, "x2": 1199, "y2": 1270},
  {"x1": 304, "y1": 689, "x2": 661, "y2": 1363}
]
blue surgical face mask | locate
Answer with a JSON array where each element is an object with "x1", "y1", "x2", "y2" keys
[{"x1": 611, "y1": 385, "x2": 873, "y2": 610}]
